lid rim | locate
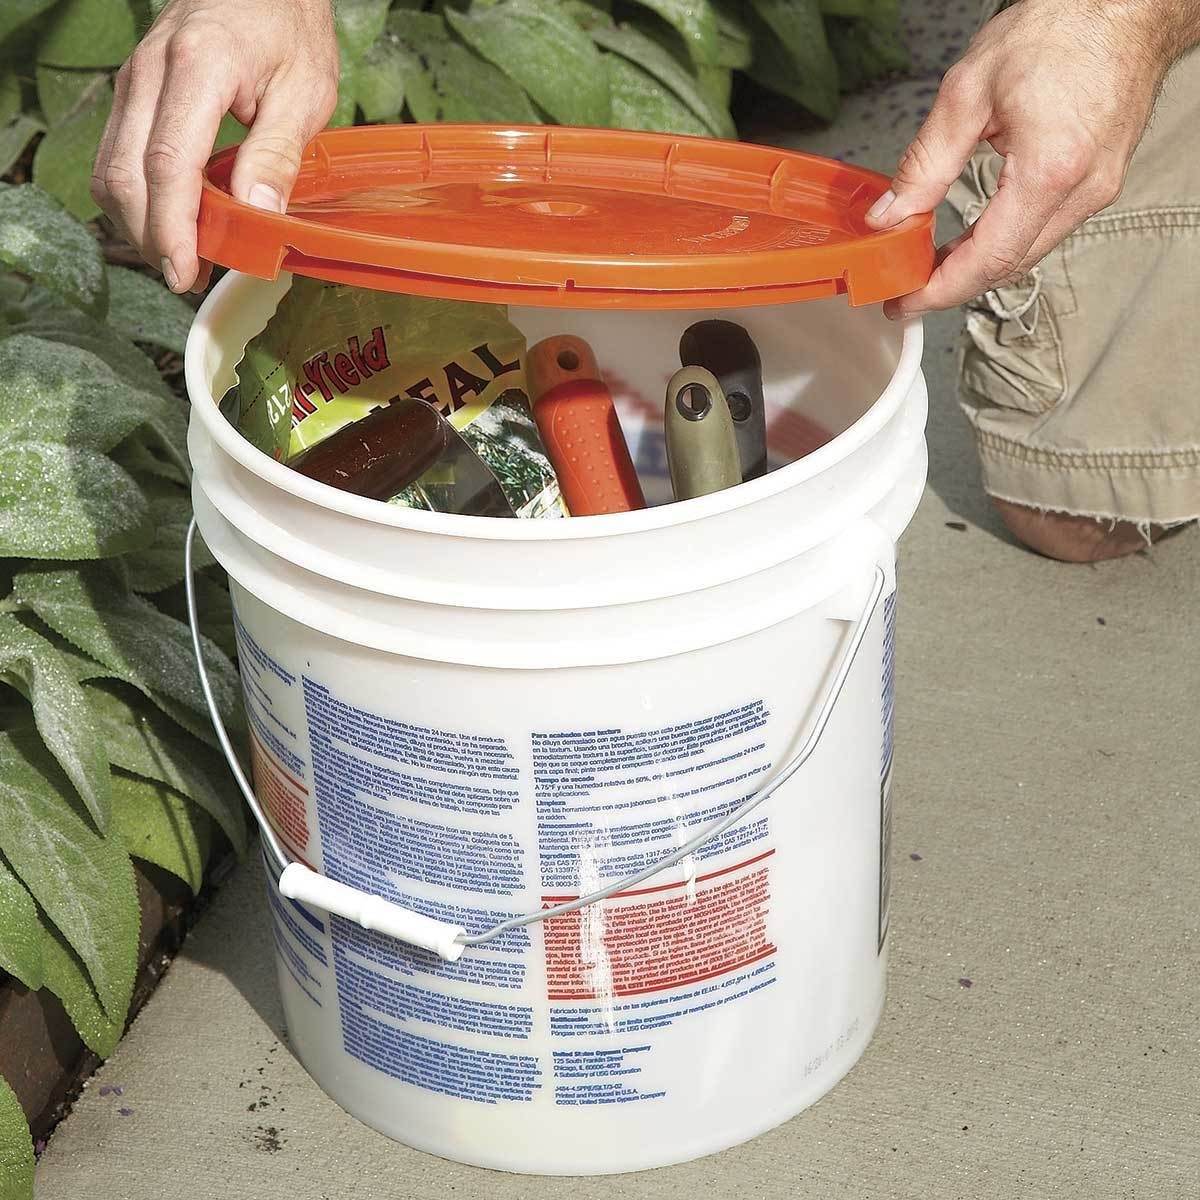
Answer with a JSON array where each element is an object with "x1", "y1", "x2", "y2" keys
[
  {"x1": 198, "y1": 124, "x2": 934, "y2": 307},
  {"x1": 199, "y1": 186, "x2": 930, "y2": 276}
]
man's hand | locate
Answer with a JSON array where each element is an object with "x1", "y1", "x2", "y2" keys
[
  {"x1": 867, "y1": 0, "x2": 1200, "y2": 318},
  {"x1": 91, "y1": 0, "x2": 339, "y2": 293}
]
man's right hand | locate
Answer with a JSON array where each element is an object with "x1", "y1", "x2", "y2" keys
[
  {"x1": 865, "y1": 0, "x2": 1200, "y2": 319},
  {"x1": 91, "y1": 0, "x2": 339, "y2": 294}
]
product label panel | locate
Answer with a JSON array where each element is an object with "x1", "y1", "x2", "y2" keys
[
  {"x1": 237, "y1": 603, "x2": 808, "y2": 1109},
  {"x1": 532, "y1": 702, "x2": 777, "y2": 1103}
]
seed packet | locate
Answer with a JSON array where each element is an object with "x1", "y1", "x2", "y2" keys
[{"x1": 234, "y1": 278, "x2": 566, "y2": 517}]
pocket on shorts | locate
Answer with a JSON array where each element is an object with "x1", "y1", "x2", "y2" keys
[
  {"x1": 960, "y1": 280, "x2": 1068, "y2": 415},
  {"x1": 950, "y1": 149, "x2": 1069, "y2": 417}
]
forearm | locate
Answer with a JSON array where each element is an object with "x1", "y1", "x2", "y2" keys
[{"x1": 1088, "y1": 0, "x2": 1200, "y2": 65}]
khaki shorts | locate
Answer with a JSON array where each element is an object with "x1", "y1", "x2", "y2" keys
[{"x1": 947, "y1": 23, "x2": 1200, "y2": 525}]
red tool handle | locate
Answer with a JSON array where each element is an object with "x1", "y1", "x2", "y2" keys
[{"x1": 527, "y1": 336, "x2": 645, "y2": 516}]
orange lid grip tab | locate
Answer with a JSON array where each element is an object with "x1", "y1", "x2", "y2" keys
[{"x1": 527, "y1": 336, "x2": 646, "y2": 516}]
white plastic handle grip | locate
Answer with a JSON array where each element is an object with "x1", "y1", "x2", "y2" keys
[{"x1": 278, "y1": 864, "x2": 466, "y2": 962}]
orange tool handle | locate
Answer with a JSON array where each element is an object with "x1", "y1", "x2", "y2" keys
[{"x1": 527, "y1": 336, "x2": 645, "y2": 516}]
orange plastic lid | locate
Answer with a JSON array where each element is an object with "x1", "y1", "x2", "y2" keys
[{"x1": 198, "y1": 124, "x2": 933, "y2": 310}]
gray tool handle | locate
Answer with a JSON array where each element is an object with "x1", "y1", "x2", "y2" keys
[
  {"x1": 665, "y1": 365, "x2": 742, "y2": 500},
  {"x1": 679, "y1": 319, "x2": 768, "y2": 481}
]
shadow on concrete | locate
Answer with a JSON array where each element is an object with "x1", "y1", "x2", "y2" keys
[{"x1": 181, "y1": 857, "x2": 291, "y2": 1049}]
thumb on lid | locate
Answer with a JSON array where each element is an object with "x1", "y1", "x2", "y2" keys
[
  {"x1": 230, "y1": 66, "x2": 338, "y2": 215},
  {"x1": 866, "y1": 69, "x2": 988, "y2": 230}
]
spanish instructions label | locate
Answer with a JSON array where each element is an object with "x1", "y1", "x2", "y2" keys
[
  {"x1": 533, "y1": 700, "x2": 778, "y2": 1105},
  {"x1": 300, "y1": 677, "x2": 541, "y2": 1103},
  {"x1": 266, "y1": 875, "x2": 327, "y2": 1010},
  {"x1": 233, "y1": 609, "x2": 313, "y2": 863}
]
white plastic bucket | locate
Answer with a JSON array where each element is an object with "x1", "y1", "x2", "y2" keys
[{"x1": 185, "y1": 270, "x2": 927, "y2": 1175}]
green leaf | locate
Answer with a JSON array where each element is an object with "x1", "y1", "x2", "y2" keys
[
  {"x1": 0, "y1": 851, "x2": 44, "y2": 990},
  {"x1": 0, "y1": 1075, "x2": 34, "y2": 1200},
  {"x1": 19, "y1": 610, "x2": 225, "y2": 752},
  {"x1": 142, "y1": 395, "x2": 192, "y2": 485},
  {"x1": 697, "y1": 63, "x2": 732, "y2": 109},
  {"x1": 0, "y1": 0, "x2": 58, "y2": 48},
  {"x1": 827, "y1": 15, "x2": 908, "y2": 90},
  {"x1": 37, "y1": 0, "x2": 137, "y2": 69},
  {"x1": 13, "y1": 562, "x2": 243, "y2": 727},
  {"x1": 32, "y1": 76, "x2": 112, "y2": 221},
  {"x1": 0, "y1": 334, "x2": 167, "y2": 452},
  {"x1": 748, "y1": 0, "x2": 840, "y2": 122},
  {"x1": 561, "y1": 0, "x2": 613, "y2": 28},
  {"x1": 39, "y1": 917, "x2": 123, "y2": 1057},
  {"x1": 148, "y1": 689, "x2": 223, "y2": 751},
  {"x1": 213, "y1": 111, "x2": 247, "y2": 151},
  {"x1": 110, "y1": 769, "x2": 212, "y2": 893},
  {"x1": 123, "y1": 478, "x2": 213, "y2": 594},
  {"x1": 591, "y1": 21, "x2": 735, "y2": 137},
  {"x1": 6, "y1": 613, "x2": 105, "y2": 683},
  {"x1": 0, "y1": 613, "x2": 111, "y2": 830},
  {"x1": 0, "y1": 113, "x2": 44, "y2": 178},
  {"x1": 331, "y1": 0, "x2": 391, "y2": 126},
  {"x1": 106, "y1": 266, "x2": 194, "y2": 355},
  {"x1": 84, "y1": 680, "x2": 246, "y2": 852},
  {"x1": 0, "y1": 269, "x2": 30, "y2": 309},
  {"x1": 0, "y1": 183, "x2": 108, "y2": 316},
  {"x1": 711, "y1": 0, "x2": 752, "y2": 69},
  {"x1": 604, "y1": 52, "x2": 711, "y2": 136},
  {"x1": 446, "y1": 0, "x2": 610, "y2": 126},
  {"x1": 3, "y1": 285, "x2": 171, "y2": 398},
  {"x1": 357, "y1": 34, "x2": 408, "y2": 122},
  {"x1": 35, "y1": 65, "x2": 107, "y2": 125},
  {"x1": 112, "y1": 430, "x2": 188, "y2": 486},
  {"x1": 387, "y1": 11, "x2": 540, "y2": 125},
  {"x1": 0, "y1": 333, "x2": 162, "y2": 556},
  {"x1": 625, "y1": 0, "x2": 718, "y2": 65},
  {"x1": 329, "y1": 55, "x2": 360, "y2": 128},
  {"x1": 0, "y1": 729, "x2": 139, "y2": 1021},
  {"x1": 156, "y1": 572, "x2": 236, "y2": 662},
  {"x1": 0, "y1": 71, "x2": 19, "y2": 125},
  {"x1": 0, "y1": 442, "x2": 152, "y2": 559},
  {"x1": 334, "y1": 0, "x2": 391, "y2": 62}
]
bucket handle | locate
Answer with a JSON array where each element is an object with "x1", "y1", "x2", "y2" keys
[{"x1": 186, "y1": 518, "x2": 888, "y2": 963}]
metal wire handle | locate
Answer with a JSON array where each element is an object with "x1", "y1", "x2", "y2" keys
[{"x1": 186, "y1": 518, "x2": 886, "y2": 959}]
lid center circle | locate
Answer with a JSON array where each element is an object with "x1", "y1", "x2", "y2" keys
[{"x1": 519, "y1": 200, "x2": 597, "y2": 218}]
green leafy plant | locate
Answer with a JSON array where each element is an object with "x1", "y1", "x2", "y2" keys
[
  {"x1": 0, "y1": 0, "x2": 908, "y2": 220},
  {"x1": 0, "y1": 181, "x2": 247, "y2": 1183},
  {"x1": 340, "y1": 0, "x2": 908, "y2": 135}
]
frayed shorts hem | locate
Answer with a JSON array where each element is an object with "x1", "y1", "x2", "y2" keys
[{"x1": 973, "y1": 432, "x2": 1200, "y2": 527}]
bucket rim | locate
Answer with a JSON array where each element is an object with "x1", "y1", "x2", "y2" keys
[{"x1": 184, "y1": 270, "x2": 924, "y2": 543}]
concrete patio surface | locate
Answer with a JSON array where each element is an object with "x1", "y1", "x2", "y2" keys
[{"x1": 34, "y1": 5, "x2": 1200, "y2": 1197}]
